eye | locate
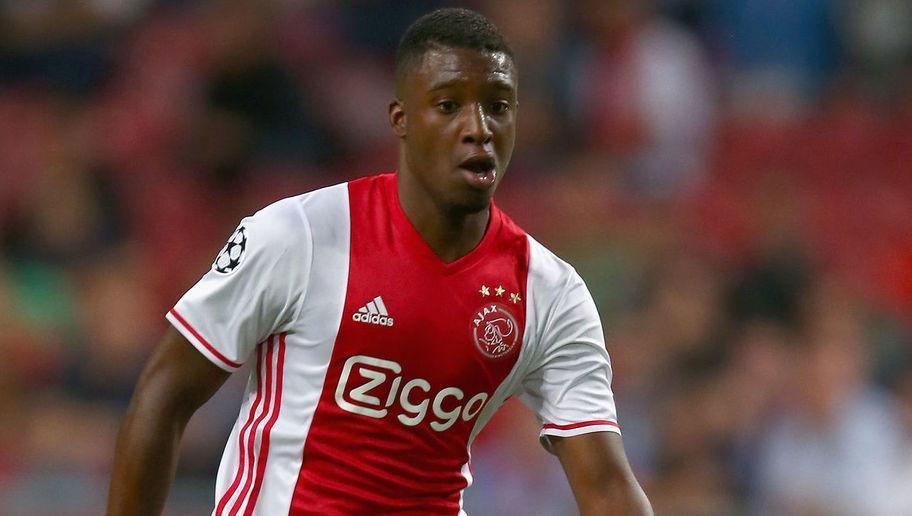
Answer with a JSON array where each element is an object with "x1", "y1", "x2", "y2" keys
[
  {"x1": 490, "y1": 101, "x2": 511, "y2": 115},
  {"x1": 437, "y1": 100, "x2": 458, "y2": 114}
]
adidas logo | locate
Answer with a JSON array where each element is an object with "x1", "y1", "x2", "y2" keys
[{"x1": 352, "y1": 296, "x2": 394, "y2": 327}]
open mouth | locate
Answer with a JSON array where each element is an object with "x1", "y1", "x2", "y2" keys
[
  {"x1": 458, "y1": 155, "x2": 497, "y2": 189},
  {"x1": 459, "y1": 155, "x2": 496, "y2": 175}
]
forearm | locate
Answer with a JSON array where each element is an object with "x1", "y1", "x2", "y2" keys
[
  {"x1": 576, "y1": 475, "x2": 653, "y2": 516},
  {"x1": 107, "y1": 392, "x2": 192, "y2": 516}
]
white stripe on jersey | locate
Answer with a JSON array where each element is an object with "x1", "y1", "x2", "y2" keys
[
  {"x1": 209, "y1": 184, "x2": 351, "y2": 515},
  {"x1": 215, "y1": 336, "x2": 285, "y2": 515}
]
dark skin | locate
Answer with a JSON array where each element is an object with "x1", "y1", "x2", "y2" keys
[
  {"x1": 108, "y1": 45, "x2": 651, "y2": 515},
  {"x1": 108, "y1": 328, "x2": 229, "y2": 515},
  {"x1": 551, "y1": 433, "x2": 653, "y2": 515},
  {"x1": 390, "y1": 46, "x2": 516, "y2": 262}
]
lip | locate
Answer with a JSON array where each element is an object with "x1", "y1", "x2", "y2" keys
[
  {"x1": 458, "y1": 154, "x2": 497, "y2": 189},
  {"x1": 459, "y1": 153, "x2": 496, "y2": 169},
  {"x1": 459, "y1": 166, "x2": 497, "y2": 189}
]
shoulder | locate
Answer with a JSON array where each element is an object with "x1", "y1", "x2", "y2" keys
[
  {"x1": 523, "y1": 234, "x2": 602, "y2": 347},
  {"x1": 485, "y1": 203, "x2": 587, "y2": 297},
  {"x1": 259, "y1": 181, "x2": 349, "y2": 226},
  {"x1": 240, "y1": 180, "x2": 351, "y2": 261},
  {"x1": 526, "y1": 234, "x2": 584, "y2": 296},
  {"x1": 256, "y1": 179, "x2": 357, "y2": 232},
  {"x1": 491, "y1": 209, "x2": 586, "y2": 304}
]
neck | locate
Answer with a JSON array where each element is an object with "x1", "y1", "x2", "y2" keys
[{"x1": 396, "y1": 174, "x2": 491, "y2": 263}]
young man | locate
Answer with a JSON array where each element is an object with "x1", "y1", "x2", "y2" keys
[{"x1": 108, "y1": 8, "x2": 652, "y2": 516}]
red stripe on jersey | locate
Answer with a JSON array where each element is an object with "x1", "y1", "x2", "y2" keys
[
  {"x1": 290, "y1": 173, "x2": 530, "y2": 514},
  {"x1": 169, "y1": 308, "x2": 243, "y2": 369},
  {"x1": 244, "y1": 333, "x2": 287, "y2": 515},
  {"x1": 216, "y1": 339, "x2": 268, "y2": 515},
  {"x1": 229, "y1": 338, "x2": 276, "y2": 515},
  {"x1": 542, "y1": 420, "x2": 620, "y2": 431}
]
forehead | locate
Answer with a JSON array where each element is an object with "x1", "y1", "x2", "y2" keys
[{"x1": 407, "y1": 47, "x2": 516, "y2": 94}]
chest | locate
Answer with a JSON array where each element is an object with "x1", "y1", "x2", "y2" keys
[{"x1": 335, "y1": 241, "x2": 527, "y2": 400}]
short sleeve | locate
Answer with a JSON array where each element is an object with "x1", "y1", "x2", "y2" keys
[
  {"x1": 166, "y1": 199, "x2": 312, "y2": 372},
  {"x1": 517, "y1": 271, "x2": 620, "y2": 450}
]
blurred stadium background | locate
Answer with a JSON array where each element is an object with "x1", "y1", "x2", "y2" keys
[{"x1": 1, "y1": 1, "x2": 911, "y2": 514}]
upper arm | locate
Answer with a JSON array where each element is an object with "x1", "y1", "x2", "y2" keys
[
  {"x1": 107, "y1": 328, "x2": 230, "y2": 516},
  {"x1": 517, "y1": 265, "x2": 619, "y2": 443},
  {"x1": 133, "y1": 327, "x2": 231, "y2": 419},
  {"x1": 518, "y1": 243, "x2": 649, "y2": 513},
  {"x1": 551, "y1": 432, "x2": 652, "y2": 516}
]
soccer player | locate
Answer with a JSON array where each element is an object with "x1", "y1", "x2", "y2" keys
[{"x1": 108, "y1": 8, "x2": 652, "y2": 516}]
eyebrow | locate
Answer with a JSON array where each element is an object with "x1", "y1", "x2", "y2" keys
[
  {"x1": 427, "y1": 76, "x2": 516, "y2": 94},
  {"x1": 428, "y1": 78, "x2": 461, "y2": 92}
]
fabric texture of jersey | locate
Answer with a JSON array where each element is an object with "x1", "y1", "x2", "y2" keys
[{"x1": 167, "y1": 172, "x2": 619, "y2": 515}]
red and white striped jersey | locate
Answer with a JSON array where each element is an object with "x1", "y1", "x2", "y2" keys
[{"x1": 167, "y1": 173, "x2": 619, "y2": 515}]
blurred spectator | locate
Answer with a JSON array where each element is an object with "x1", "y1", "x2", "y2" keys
[
  {"x1": 752, "y1": 279, "x2": 906, "y2": 516},
  {"x1": 727, "y1": 171, "x2": 812, "y2": 328},
  {"x1": 888, "y1": 357, "x2": 912, "y2": 513},
  {"x1": 707, "y1": 0, "x2": 841, "y2": 118},
  {"x1": 839, "y1": 0, "x2": 912, "y2": 102},
  {"x1": 565, "y1": 0, "x2": 715, "y2": 198},
  {"x1": 0, "y1": 0, "x2": 133, "y2": 95},
  {"x1": 193, "y1": 0, "x2": 333, "y2": 185}
]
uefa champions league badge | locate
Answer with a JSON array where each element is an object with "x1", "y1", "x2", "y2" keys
[
  {"x1": 212, "y1": 225, "x2": 248, "y2": 274},
  {"x1": 471, "y1": 302, "x2": 519, "y2": 359}
]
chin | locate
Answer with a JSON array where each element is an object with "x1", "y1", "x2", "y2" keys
[{"x1": 453, "y1": 192, "x2": 494, "y2": 216}]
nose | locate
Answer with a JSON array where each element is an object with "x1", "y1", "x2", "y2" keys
[{"x1": 461, "y1": 103, "x2": 493, "y2": 145}]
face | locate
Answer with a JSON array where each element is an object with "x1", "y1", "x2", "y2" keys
[{"x1": 390, "y1": 47, "x2": 517, "y2": 215}]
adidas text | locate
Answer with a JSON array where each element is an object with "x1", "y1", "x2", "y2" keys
[
  {"x1": 352, "y1": 312, "x2": 394, "y2": 326},
  {"x1": 352, "y1": 296, "x2": 395, "y2": 327}
]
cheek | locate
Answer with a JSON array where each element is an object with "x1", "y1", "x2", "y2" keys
[
  {"x1": 495, "y1": 123, "x2": 516, "y2": 153},
  {"x1": 405, "y1": 122, "x2": 431, "y2": 153},
  {"x1": 409, "y1": 117, "x2": 446, "y2": 149},
  {"x1": 406, "y1": 129, "x2": 451, "y2": 173}
]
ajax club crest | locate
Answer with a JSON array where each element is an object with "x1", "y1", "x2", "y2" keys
[{"x1": 472, "y1": 303, "x2": 519, "y2": 359}]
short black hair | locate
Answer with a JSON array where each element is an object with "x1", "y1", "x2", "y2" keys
[{"x1": 395, "y1": 8, "x2": 514, "y2": 93}]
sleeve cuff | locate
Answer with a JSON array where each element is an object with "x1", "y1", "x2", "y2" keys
[
  {"x1": 540, "y1": 420, "x2": 621, "y2": 437},
  {"x1": 166, "y1": 308, "x2": 243, "y2": 372},
  {"x1": 538, "y1": 420, "x2": 621, "y2": 454}
]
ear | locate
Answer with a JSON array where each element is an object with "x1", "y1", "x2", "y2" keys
[{"x1": 389, "y1": 99, "x2": 406, "y2": 138}]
